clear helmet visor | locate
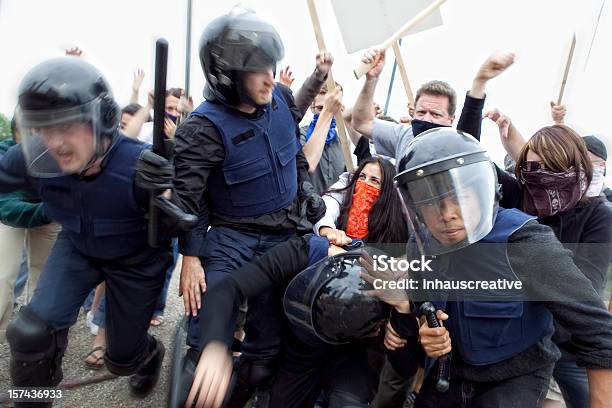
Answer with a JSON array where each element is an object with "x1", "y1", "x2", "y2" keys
[
  {"x1": 16, "y1": 98, "x2": 102, "y2": 177},
  {"x1": 396, "y1": 161, "x2": 498, "y2": 255}
]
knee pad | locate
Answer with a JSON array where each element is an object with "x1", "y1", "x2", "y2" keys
[
  {"x1": 6, "y1": 306, "x2": 67, "y2": 387},
  {"x1": 225, "y1": 358, "x2": 276, "y2": 408},
  {"x1": 236, "y1": 358, "x2": 276, "y2": 387}
]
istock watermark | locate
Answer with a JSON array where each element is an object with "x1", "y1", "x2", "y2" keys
[{"x1": 372, "y1": 254, "x2": 433, "y2": 272}]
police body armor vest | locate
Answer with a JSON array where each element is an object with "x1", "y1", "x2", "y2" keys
[
  {"x1": 192, "y1": 87, "x2": 300, "y2": 218},
  {"x1": 431, "y1": 208, "x2": 553, "y2": 366},
  {"x1": 37, "y1": 136, "x2": 149, "y2": 259}
]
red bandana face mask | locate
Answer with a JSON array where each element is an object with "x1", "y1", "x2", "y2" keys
[{"x1": 346, "y1": 179, "x2": 381, "y2": 239}]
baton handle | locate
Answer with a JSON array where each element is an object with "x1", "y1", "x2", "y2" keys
[{"x1": 420, "y1": 302, "x2": 451, "y2": 393}]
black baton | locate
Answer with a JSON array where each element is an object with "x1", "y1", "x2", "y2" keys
[
  {"x1": 148, "y1": 38, "x2": 168, "y2": 247},
  {"x1": 420, "y1": 302, "x2": 451, "y2": 393}
]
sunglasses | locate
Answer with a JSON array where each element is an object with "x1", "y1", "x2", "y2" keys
[{"x1": 521, "y1": 161, "x2": 546, "y2": 172}]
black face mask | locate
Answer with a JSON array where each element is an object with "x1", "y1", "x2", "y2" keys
[{"x1": 411, "y1": 119, "x2": 451, "y2": 137}]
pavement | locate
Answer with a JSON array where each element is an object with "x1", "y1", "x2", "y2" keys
[{"x1": 0, "y1": 259, "x2": 185, "y2": 408}]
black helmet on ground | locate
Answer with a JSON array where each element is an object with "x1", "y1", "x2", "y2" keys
[{"x1": 283, "y1": 250, "x2": 390, "y2": 345}]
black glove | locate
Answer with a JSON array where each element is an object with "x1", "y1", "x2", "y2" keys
[
  {"x1": 154, "y1": 195, "x2": 198, "y2": 237},
  {"x1": 136, "y1": 150, "x2": 174, "y2": 191},
  {"x1": 298, "y1": 181, "x2": 326, "y2": 225}
]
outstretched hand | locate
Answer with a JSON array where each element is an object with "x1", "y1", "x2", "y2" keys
[
  {"x1": 475, "y1": 51, "x2": 515, "y2": 82},
  {"x1": 279, "y1": 66, "x2": 295, "y2": 87},
  {"x1": 65, "y1": 47, "x2": 83, "y2": 57},
  {"x1": 483, "y1": 109, "x2": 511, "y2": 139},
  {"x1": 361, "y1": 48, "x2": 386, "y2": 80},
  {"x1": 186, "y1": 341, "x2": 232, "y2": 408},
  {"x1": 315, "y1": 52, "x2": 334, "y2": 80},
  {"x1": 132, "y1": 69, "x2": 145, "y2": 93}
]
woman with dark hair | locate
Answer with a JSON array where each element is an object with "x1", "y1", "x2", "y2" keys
[
  {"x1": 485, "y1": 115, "x2": 612, "y2": 408},
  {"x1": 314, "y1": 156, "x2": 408, "y2": 247},
  {"x1": 313, "y1": 156, "x2": 412, "y2": 406}
]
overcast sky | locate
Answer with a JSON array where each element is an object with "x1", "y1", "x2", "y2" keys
[{"x1": 0, "y1": 0, "x2": 609, "y2": 169}]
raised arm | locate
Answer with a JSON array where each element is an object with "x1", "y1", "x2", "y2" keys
[
  {"x1": 302, "y1": 88, "x2": 342, "y2": 172},
  {"x1": 352, "y1": 49, "x2": 386, "y2": 138},
  {"x1": 459, "y1": 51, "x2": 515, "y2": 140},
  {"x1": 483, "y1": 109, "x2": 526, "y2": 162},
  {"x1": 122, "y1": 92, "x2": 153, "y2": 139},
  {"x1": 129, "y1": 69, "x2": 145, "y2": 105},
  {"x1": 293, "y1": 53, "x2": 333, "y2": 119}
]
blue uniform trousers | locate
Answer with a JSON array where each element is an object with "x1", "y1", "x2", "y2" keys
[
  {"x1": 187, "y1": 226, "x2": 295, "y2": 361},
  {"x1": 29, "y1": 231, "x2": 172, "y2": 372}
]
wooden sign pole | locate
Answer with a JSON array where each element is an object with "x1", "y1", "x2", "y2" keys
[
  {"x1": 557, "y1": 33, "x2": 576, "y2": 105},
  {"x1": 353, "y1": 0, "x2": 447, "y2": 79},
  {"x1": 391, "y1": 41, "x2": 415, "y2": 107},
  {"x1": 306, "y1": 0, "x2": 355, "y2": 172}
]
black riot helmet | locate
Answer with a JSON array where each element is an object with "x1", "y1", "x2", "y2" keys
[
  {"x1": 283, "y1": 250, "x2": 390, "y2": 345},
  {"x1": 16, "y1": 57, "x2": 120, "y2": 176},
  {"x1": 394, "y1": 128, "x2": 499, "y2": 255},
  {"x1": 198, "y1": 6, "x2": 284, "y2": 107}
]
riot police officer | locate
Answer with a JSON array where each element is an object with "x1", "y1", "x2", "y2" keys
[
  {"x1": 172, "y1": 7, "x2": 324, "y2": 405},
  {"x1": 384, "y1": 128, "x2": 612, "y2": 407},
  {"x1": 0, "y1": 57, "x2": 189, "y2": 406}
]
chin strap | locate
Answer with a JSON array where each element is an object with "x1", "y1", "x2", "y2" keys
[{"x1": 77, "y1": 133, "x2": 118, "y2": 177}]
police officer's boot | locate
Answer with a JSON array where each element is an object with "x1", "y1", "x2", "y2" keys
[{"x1": 129, "y1": 337, "x2": 165, "y2": 397}]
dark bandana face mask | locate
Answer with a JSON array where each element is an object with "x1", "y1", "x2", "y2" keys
[
  {"x1": 411, "y1": 119, "x2": 451, "y2": 137},
  {"x1": 519, "y1": 164, "x2": 587, "y2": 218}
]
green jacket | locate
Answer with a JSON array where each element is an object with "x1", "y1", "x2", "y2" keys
[{"x1": 0, "y1": 140, "x2": 49, "y2": 228}]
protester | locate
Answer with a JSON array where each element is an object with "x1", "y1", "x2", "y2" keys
[
  {"x1": 484, "y1": 115, "x2": 612, "y2": 408},
  {"x1": 314, "y1": 156, "x2": 407, "y2": 247},
  {"x1": 0, "y1": 115, "x2": 60, "y2": 343},
  {"x1": 351, "y1": 49, "x2": 515, "y2": 161},
  {"x1": 300, "y1": 80, "x2": 346, "y2": 193},
  {"x1": 313, "y1": 155, "x2": 413, "y2": 406}
]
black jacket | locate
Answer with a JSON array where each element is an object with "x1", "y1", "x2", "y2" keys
[
  {"x1": 496, "y1": 167, "x2": 612, "y2": 297},
  {"x1": 389, "y1": 221, "x2": 612, "y2": 382},
  {"x1": 496, "y1": 167, "x2": 612, "y2": 356}
]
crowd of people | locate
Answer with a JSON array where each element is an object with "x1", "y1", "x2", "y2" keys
[{"x1": 0, "y1": 6, "x2": 611, "y2": 408}]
